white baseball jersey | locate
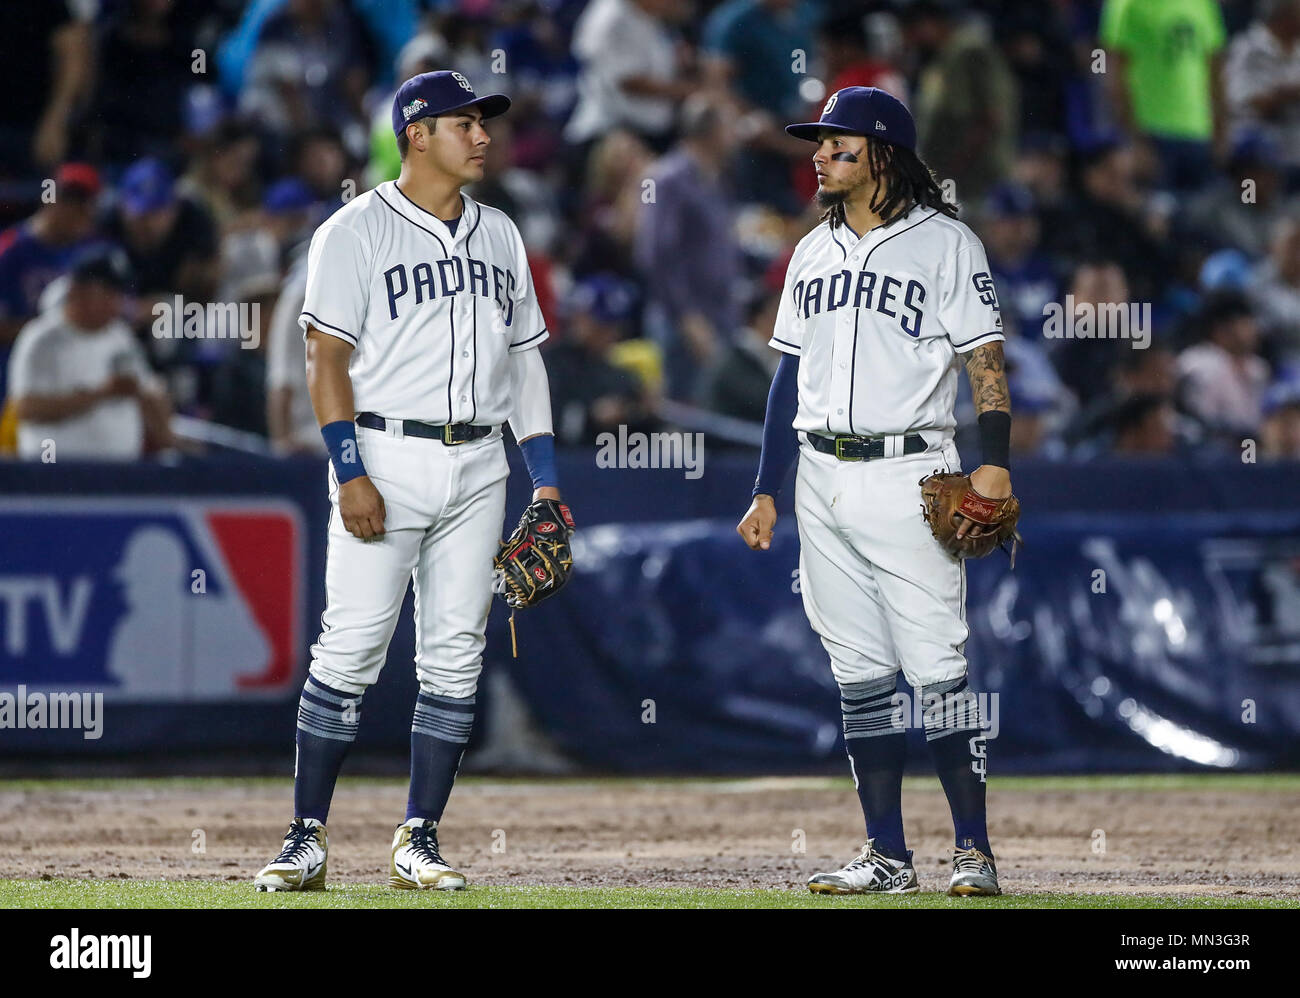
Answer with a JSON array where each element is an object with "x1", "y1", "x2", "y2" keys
[
  {"x1": 298, "y1": 181, "x2": 548, "y2": 423},
  {"x1": 8, "y1": 306, "x2": 158, "y2": 460},
  {"x1": 770, "y1": 206, "x2": 1003, "y2": 438}
]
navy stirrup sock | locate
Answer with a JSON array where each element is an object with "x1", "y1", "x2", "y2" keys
[
  {"x1": 921, "y1": 676, "x2": 992, "y2": 856},
  {"x1": 406, "y1": 691, "x2": 476, "y2": 822},
  {"x1": 294, "y1": 676, "x2": 363, "y2": 824},
  {"x1": 840, "y1": 676, "x2": 908, "y2": 861}
]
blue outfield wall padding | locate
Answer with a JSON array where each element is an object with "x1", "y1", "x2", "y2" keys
[{"x1": 1, "y1": 452, "x2": 1299, "y2": 772}]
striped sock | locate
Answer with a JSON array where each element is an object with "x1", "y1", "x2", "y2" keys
[
  {"x1": 841, "y1": 675, "x2": 908, "y2": 861},
  {"x1": 406, "y1": 691, "x2": 476, "y2": 823},
  {"x1": 294, "y1": 676, "x2": 363, "y2": 824},
  {"x1": 920, "y1": 676, "x2": 992, "y2": 857}
]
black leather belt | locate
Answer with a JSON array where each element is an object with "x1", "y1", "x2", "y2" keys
[
  {"x1": 808, "y1": 432, "x2": 927, "y2": 462},
  {"x1": 356, "y1": 412, "x2": 492, "y2": 445}
]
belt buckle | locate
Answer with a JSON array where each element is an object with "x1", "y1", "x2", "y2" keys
[
  {"x1": 834, "y1": 437, "x2": 861, "y2": 462},
  {"x1": 442, "y1": 424, "x2": 457, "y2": 445}
]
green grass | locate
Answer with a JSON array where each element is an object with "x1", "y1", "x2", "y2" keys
[
  {"x1": 2, "y1": 773, "x2": 1298, "y2": 794},
  {"x1": 2, "y1": 879, "x2": 1295, "y2": 909}
]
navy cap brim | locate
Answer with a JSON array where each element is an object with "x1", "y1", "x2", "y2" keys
[
  {"x1": 785, "y1": 121, "x2": 862, "y2": 142},
  {"x1": 442, "y1": 93, "x2": 512, "y2": 121}
]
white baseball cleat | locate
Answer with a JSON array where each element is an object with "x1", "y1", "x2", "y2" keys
[
  {"x1": 254, "y1": 818, "x2": 328, "y2": 892},
  {"x1": 390, "y1": 818, "x2": 467, "y2": 890},
  {"x1": 808, "y1": 838, "x2": 919, "y2": 894},
  {"x1": 949, "y1": 846, "x2": 1001, "y2": 896}
]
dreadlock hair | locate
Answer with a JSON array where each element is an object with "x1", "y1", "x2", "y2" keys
[{"x1": 820, "y1": 136, "x2": 958, "y2": 228}]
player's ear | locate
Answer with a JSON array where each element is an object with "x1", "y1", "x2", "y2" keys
[{"x1": 407, "y1": 120, "x2": 431, "y2": 154}]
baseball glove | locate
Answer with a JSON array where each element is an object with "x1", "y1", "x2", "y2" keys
[
  {"x1": 493, "y1": 498, "x2": 576, "y2": 609},
  {"x1": 919, "y1": 472, "x2": 1022, "y2": 565}
]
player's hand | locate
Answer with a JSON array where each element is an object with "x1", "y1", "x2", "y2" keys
[
  {"x1": 737, "y1": 494, "x2": 777, "y2": 551},
  {"x1": 339, "y1": 476, "x2": 387, "y2": 540},
  {"x1": 533, "y1": 486, "x2": 561, "y2": 502},
  {"x1": 102, "y1": 373, "x2": 139, "y2": 399},
  {"x1": 957, "y1": 465, "x2": 1012, "y2": 541}
]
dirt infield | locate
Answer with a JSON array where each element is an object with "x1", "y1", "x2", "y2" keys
[{"x1": 1, "y1": 777, "x2": 1297, "y2": 898}]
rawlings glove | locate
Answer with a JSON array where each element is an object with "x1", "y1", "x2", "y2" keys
[
  {"x1": 919, "y1": 472, "x2": 1022, "y2": 565},
  {"x1": 493, "y1": 498, "x2": 576, "y2": 609}
]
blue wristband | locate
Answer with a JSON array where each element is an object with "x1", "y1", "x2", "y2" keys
[
  {"x1": 519, "y1": 433, "x2": 558, "y2": 490},
  {"x1": 321, "y1": 419, "x2": 368, "y2": 484}
]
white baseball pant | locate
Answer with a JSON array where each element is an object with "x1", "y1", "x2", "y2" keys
[
  {"x1": 308, "y1": 421, "x2": 509, "y2": 699},
  {"x1": 795, "y1": 432, "x2": 969, "y2": 689}
]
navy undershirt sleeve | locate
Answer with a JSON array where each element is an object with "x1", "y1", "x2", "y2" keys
[{"x1": 752, "y1": 353, "x2": 800, "y2": 498}]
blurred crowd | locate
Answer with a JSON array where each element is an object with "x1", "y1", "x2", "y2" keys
[{"x1": 2, "y1": 0, "x2": 1300, "y2": 463}]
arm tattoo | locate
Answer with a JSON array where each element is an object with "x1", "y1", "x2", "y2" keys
[{"x1": 964, "y1": 342, "x2": 1011, "y2": 414}]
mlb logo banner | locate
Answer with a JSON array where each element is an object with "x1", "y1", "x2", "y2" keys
[{"x1": 0, "y1": 498, "x2": 304, "y2": 701}]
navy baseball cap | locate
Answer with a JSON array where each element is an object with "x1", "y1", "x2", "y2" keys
[
  {"x1": 263, "y1": 178, "x2": 316, "y2": 214},
  {"x1": 786, "y1": 86, "x2": 916, "y2": 152},
  {"x1": 392, "y1": 71, "x2": 511, "y2": 137},
  {"x1": 70, "y1": 245, "x2": 134, "y2": 291},
  {"x1": 984, "y1": 182, "x2": 1036, "y2": 219},
  {"x1": 569, "y1": 273, "x2": 639, "y2": 324},
  {"x1": 119, "y1": 158, "x2": 175, "y2": 214}
]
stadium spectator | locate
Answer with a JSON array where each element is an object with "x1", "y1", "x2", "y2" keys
[
  {"x1": 92, "y1": 0, "x2": 197, "y2": 166},
  {"x1": 547, "y1": 274, "x2": 653, "y2": 447},
  {"x1": 7, "y1": 247, "x2": 171, "y2": 461},
  {"x1": 1177, "y1": 291, "x2": 1269, "y2": 441},
  {"x1": 570, "y1": 129, "x2": 654, "y2": 280},
  {"x1": 904, "y1": 0, "x2": 1019, "y2": 203},
  {"x1": 265, "y1": 253, "x2": 322, "y2": 455},
  {"x1": 1109, "y1": 393, "x2": 1179, "y2": 457},
  {"x1": 635, "y1": 93, "x2": 744, "y2": 399},
  {"x1": 1051, "y1": 259, "x2": 1138, "y2": 405},
  {"x1": 702, "y1": 0, "x2": 819, "y2": 120},
  {"x1": 239, "y1": 0, "x2": 372, "y2": 152},
  {"x1": 0, "y1": 0, "x2": 93, "y2": 173},
  {"x1": 176, "y1": 120, "x2": 265, "y2": 233},
  {"x1": 209, "y1": 275, "x2": 276, "y2": 437},
  {"x1": 104, "y1": 159, "x2": 219, "y2": 333},
  {"x1": 1100, "y1": 0, "x2": 1227, "y2": 192},
  {"x1": 468, "y1": 115, "x2": 562, "y2": 254},
  {"x1": 218, "y1": 178, "x2": 317, "y2": 304},
  {"x1": 1260, "y1": 381, "x2": 1300, "y2": 459},
  {"x1": 1048, "y1": 138, "x2": 1172, "y2": 303},
  {"x1": 789, "y1": 8, "x2": 909, "y2": 205},
  {"x1": 1248, "y1": 215, "x2": 1300, "y2": 365},
  {"x1": 818, "y1": 7, "x2": 908, "y2": 101},
  {"x1": 291, "y1": 127, "x2": 354, "y2": 219},
  {"x1": 977, "y1": 182, "x2": 1059, "y2": 340},
  {"x1": 702, "y1": 0, "x2": 821, "y2": 212},
  {"x1": 1186, "y1": 132, "x2": 1299, "y2": 259},
  {"x1": 1066, "y1": 344, "x2": 1180, "y2": 450},
  {"x1": 997, "y1": 2, "x2": 1072, "y2": 139},
  {"x1": 1223, "y1": 0, "x2": 1300, "y2": 183},
  {"x1": 699, "y1": 290, "x2": 781, "y2": 423},
  {"x1": 1004, "y1": 334, "x2": 1072, "y2": 458},
  {"x1": 565, "y1": 0, "x2": 694, "y2": 151},
  {"x1": 0, "y1": 164, "x2": 103, "y2": 350},
  {"x1": 367, "y1": 32, "x2": 448, "y2": 188}
]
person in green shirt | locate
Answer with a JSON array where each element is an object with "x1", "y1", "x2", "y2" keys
[{"x1": 1100, "y1": 0, "x2": 1228, "y2": 192}]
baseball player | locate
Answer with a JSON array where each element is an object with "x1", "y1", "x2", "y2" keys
[
  {"x1": 255, "y1": 71, "x2": 563, "y2": 891},
  {"x1": 737, "y1": 87, "x2": 1012, "y2": 896}
]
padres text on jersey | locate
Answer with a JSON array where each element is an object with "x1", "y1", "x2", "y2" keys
[{"x1": 298, "y1": 181, "x2": 548, "y2": 424}]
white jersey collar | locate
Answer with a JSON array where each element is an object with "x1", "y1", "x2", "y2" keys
[{"x1": 381, "y1": 181, "x2": 481, "y2": 250}]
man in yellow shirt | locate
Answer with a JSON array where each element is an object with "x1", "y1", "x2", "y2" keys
[{"x1": 1101, "y1": 0, "x2": 1228, "y2": 191}]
